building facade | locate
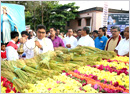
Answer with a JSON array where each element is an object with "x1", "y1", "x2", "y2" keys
[{"x1": 65, "y1": 7, "x2": 129, "y2": 32}]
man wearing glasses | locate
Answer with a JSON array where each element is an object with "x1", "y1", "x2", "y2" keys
[
  {"x1": 105, "y1": 26, "x2": 121, "y2": 51},
  {"x1": 21, "y1": 25, "x2": 54, "y2": 59},
  {"x1": 114, "y1": 27, "x2": 129, "y2": 57}
]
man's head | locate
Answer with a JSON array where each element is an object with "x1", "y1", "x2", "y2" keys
[
  {"x1": 29, "y1": 30, "x2": 33, "y2": 36},
  {"x1": 93, "y1": 30, "x2": 98, "y2": 38},
  {"x1": 68, "y1": 29, "x2": 73, "y2": 37},
  {"x1": 103, "y1": 26, "x2": 107, "y2": 32},
  {"x1": 98, "y1": 28, "x2": 105, "y2": 37},
  {"x1": 111, "y1": 26, "x2": 120, "y2": 38},
  {"x1": 21, "y1": 31, "x2": 29, "y2": 40},
  {"x1": 81, "y1": 27, "x2": 90, "y2": 36},
  {"x1": 11, "y1": 32, "x2": 19, "y2": 42},
  {"x1": 56, "y1": 29, "x2": 60, "y2": 35},
  {"x1": 124, "y1": 27, "x2": 129, "y2": 39},
  {"x1": 36, "y1": 25, "x2": 46, "y2": 39},
  {"x1": 50, "y1": 27, "x2": 56, "y2": 37},
  {"x1": 1, "y1": 43, "x2": 6, "y2": 51},
  {"x1": 110, "y1": 26, "x2": 114, "y2": 33},
  {"x1": 77, "y1": 29, "x2": 82, "y2": 36}
]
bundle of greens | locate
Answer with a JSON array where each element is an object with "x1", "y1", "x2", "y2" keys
[
  {"x1": 55, "y1": 47, "x2": 69, "y2": 53},
  {"x1": 39, "y1": 56, "x2": 51, "y2": 69},
  {"x1": 24, "y1": 58, "x2": 39, "y2": 69},
  {"x1": 16, "y1": 60, "x2": 40, "y2": 74},
  {"x1": 1, "y1": 69, "x2": 27, "y2": 92},
  {"x1": 2, "y1": 61, "x2": 30, "y2": 82}
]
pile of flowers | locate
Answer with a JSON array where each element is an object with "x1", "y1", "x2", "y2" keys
[
  {"x1": 2, "y1": 56, "x2": 129, "y2": 93},
  {"x1": 1, "y1": 76, "x2": 17, "y2": 93}
]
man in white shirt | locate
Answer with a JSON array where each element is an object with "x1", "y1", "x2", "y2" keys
[
  {"x1": 77, "y1": 26, "x2": 95, "y2": 47},
  {"x1": 63, "y1": 29, "x2": 77, "y2": 49},
  {"x1": 21, "y1": 25, "x2": 54, "y2": 59},
  {"x1": 114, "y1": 27, "x2": 129, "y2": 57},
  {"x1": 6, "y1": 32, "x2": 19, "y2": 60}
]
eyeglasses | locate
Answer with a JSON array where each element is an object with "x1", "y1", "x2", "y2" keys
[{"x1": 38, "y1": 31, "x2": 46, "y2": 34}]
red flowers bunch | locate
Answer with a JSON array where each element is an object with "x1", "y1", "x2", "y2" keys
[{"x1": 1, "y1": 76, "x2": 17, "y2": 93}]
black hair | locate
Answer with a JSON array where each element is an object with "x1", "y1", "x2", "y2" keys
[
  {"x1": 11, "y1": 32, "x2": 19, "y2": 39},
  {"x1": 16, "y1": 39, "x2": 20, "y2": 44},
  {"x1": 1, "y1": 43, "x2": 6, "y2": 46},
  {"x1": 93, "y1": 30, "x2": 98, "y2": 34},
  {"x1": 36, "y1": 25, "x2": 46, "y2": 31},
  {"x1": 77, "y1": 29, "x2": 82, "y2": 32},
  {"x1": 112, "y1": 26, "x2": 120, "y2": 31},
  {"x1": 68, "y1": 29, "x2": 73, "y2": 32},
  {"x1": 110, "y1": 26, "x2": 114, "y2": 29},
  {"x1": 21, "y1": 31, "x2": 32, "y2": 39},
  {"x1": 83, "y1": 27, "x2": 90, "y2": 34},
  {"x1": 21, "y1": 31, "x2": 29, "y2": 36},
  {"x1": 103, "y1": 26, "x2": 107, "y2": 29},
  {"x1": 46, "y1": 30, "x2": 50, "y2": 34},
  {"x1": 50, "y1": 27, "x2": 57, "y2": 31},
  {"x1": 99, "y1": 27, "x2": 105, "y2": 32}
]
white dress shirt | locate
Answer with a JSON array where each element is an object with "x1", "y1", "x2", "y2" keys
[
  {"x1": 63, "y1": 36, "x2": 77, "y2": 49},
  {"x1": 77, "y1": 35, "x2": 95, "y2": 47},
  {"x1": 6, "y1": 40, "x2": 19, "y2": 61},
  {"x1": 115, "y1": 38, "x2": 129, "y2": 56},
  {"x1": 23, "y1": 37, "x2": 54, "y2": 59}
]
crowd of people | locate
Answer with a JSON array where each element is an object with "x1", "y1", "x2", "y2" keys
[{"x1": 1, "y1": 25, "x2": 129, "y2": 61}]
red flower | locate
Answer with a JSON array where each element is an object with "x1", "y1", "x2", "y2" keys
[
  {"x1": 114, "y1": 82, "x2": 119, "y2": 87},
  {"x1": 6, "y1": 87, "x2": 11, "y2": 93},
  {"x1": 12, "y1": 87, "x2": 17, "y2": 93},
  {"x1": 3, "y1": 81, "x2": 10, "y2": 88}
]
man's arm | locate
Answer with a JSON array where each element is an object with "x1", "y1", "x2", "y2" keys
[
  {"x1": 59, "y1": 38, "x2": 65, "y2": 47},
  {"x1": 114, "y1": 49, "x2": 118, "y2": 54}
]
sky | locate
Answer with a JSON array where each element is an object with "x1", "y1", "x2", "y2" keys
[{"x1": 59, "y1": 1, "x2": 129, "y2": 11}]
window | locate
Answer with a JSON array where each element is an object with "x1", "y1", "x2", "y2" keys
[
  {"x1": 67, "y1": 21, "x2": 70, "y2": 27},
  {"x1": 86, "y1": 18, "x2": 91, "y2": 26},
  {"x1": 78, "y1": 19, "x2": 81, "y2": 26}
]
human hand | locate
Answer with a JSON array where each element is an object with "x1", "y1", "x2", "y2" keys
[
  {"x1": 14, "y1": 25, "x2": 18, "y2": 29},
  {"x1": 35, "y1": 41, "x2": 42, "y2": 48},
  {"x1": 20, "y1": 37, "x2": 27, "y2": 44},
  {"x1": 66, "y1": 44, "x2": 71, "y2": 48}
]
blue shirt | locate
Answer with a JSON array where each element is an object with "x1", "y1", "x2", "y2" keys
[{"x1": 94, "y1": 36, "x2": 108, "y2": 50}]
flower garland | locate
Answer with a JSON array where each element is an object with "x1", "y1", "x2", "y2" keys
[
  {"x1": 77, "y1": 66, "x2": 129, "y2": 89},
  {"x1": 95, "y1": 60, "x2": 129, "y2": 70},
  {"x1": 68, "y1": 71, "x2": 129, "y2": 93},
  {"x1": 91, "y1": 65, "x2": 129, "y2": 75}
]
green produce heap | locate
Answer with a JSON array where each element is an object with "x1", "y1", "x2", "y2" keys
[{"x1": 1, "y1": 46, "x2": 116, "y2": 92}]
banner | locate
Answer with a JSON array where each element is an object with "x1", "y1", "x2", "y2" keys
[
  {"x1": 107, "y1": 13, "x2": 129, "y2": 35},
  {"x1": 1, "y1": 3, "x2": 26, "y2": 33},
  {"x1": 101, "y1": 2, "x2": 109, "y2": 27}
]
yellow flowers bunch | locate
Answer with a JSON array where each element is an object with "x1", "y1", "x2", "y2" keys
[
  {"x1": 95, "y1": 60, "x2": 129, "y2": 70},
  {"x1": 22, "y1": 75, "x2": 86, "y2": 93},
  {"x1": 83, "y1": 84, "x2": 98, "y2": 93},
  {"x1": 78, "y1": 66, "x2": 129, "y2": 89},
  {"x1": 111, "y1": 56, "x2": 129, "y2": 62}
]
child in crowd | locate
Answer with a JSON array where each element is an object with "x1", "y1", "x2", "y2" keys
[{"x1": 1, "y1": 43, "x2": 7, "y2": 60}]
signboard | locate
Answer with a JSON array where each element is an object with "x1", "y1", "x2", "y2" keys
[
  {"x1": 107, "y1": 13, "x2": 129, "y2": 35},
  {"x1": 101, "y1": 2, "x2": 109, "y2": 27}
]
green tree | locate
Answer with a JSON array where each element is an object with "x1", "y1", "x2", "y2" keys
[{"x1": 49, "y1": 2, "x2": 79, "y2": 32}]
